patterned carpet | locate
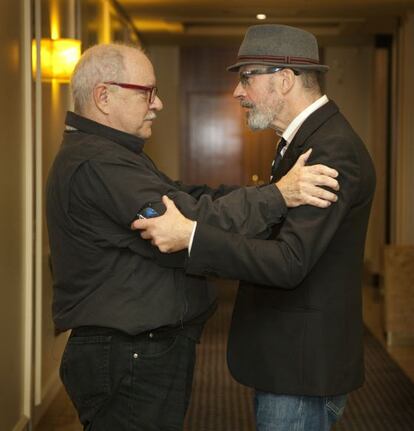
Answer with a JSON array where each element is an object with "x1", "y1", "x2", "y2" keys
[
  {"x1": 185, "y1": 282, "x2": 414, "y2": 431},
  {"x1": 334, "y1": 328, "x2": 414, "y2": 431},
  {"x1": 36, "y1": 282, "x2": 414, "y2": 430},
  {"x1": 184, "y1": 282, "x2": 255, "y2": 431}
]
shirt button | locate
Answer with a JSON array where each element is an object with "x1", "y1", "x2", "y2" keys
[
  {"x1": 149, "y1": 332, "x2": 154, "y2": 339},
  {"x1": 133, "y1": 353, "x2": 139, "y2": 359}
]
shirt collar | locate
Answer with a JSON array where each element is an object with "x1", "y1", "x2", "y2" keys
[
  {"x1": 282, "y1": 95, "x2": 329, "y2": 145},
  {"x1": 65, "y1": 111, "x2": 145, "y2": 154}
]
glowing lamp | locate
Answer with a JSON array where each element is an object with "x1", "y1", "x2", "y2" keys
[{"x1": 32, "y1": 38, "x2": 81, "y2": 82}]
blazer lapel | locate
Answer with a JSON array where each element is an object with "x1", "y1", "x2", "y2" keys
[{"x1": 271, "y1": 100, "x2": 340, "y2": 182}]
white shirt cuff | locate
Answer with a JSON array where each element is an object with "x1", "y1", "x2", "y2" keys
[{"x1": 188, "y1": 221, "x2": 197, "y2": 256}]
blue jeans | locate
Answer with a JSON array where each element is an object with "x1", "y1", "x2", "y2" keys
[{"x1": 254, "y1": 391, "x2": 347, "y2": 431}]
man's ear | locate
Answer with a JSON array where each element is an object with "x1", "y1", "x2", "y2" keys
[
  {"x1": 93, "y1": 83, "x2": 110, "y2": 114},
  {"x1": 280, "y1": 69, "x2": 296, "y2": 95}
]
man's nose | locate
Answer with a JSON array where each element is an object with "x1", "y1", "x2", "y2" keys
[
  {"x1": 151, "y1": 95, "x2": 163, "y2": 111},
  {"x1": 233, "y1": 82, "x2": 245, "y2": 99}
]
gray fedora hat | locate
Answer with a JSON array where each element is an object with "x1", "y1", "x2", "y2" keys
[{"x1": 228, "y1": 24, "x2": 329, "y2": 72}]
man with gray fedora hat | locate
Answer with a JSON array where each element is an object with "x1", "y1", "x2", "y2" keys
[
  {"x1": 133, "y1": 24, "x2": 376, "y2": 431},
  {"x1": 227, "y1": 23, "x2": 329, "y2": 73}
]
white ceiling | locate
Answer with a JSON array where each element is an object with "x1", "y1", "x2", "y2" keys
[{"x1": 117, "y1": 0, "x2": 414, "y2": 44}]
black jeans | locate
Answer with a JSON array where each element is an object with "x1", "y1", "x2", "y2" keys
[{"x1": 60, "y1": 327, "x2": 196, "y2": 431}]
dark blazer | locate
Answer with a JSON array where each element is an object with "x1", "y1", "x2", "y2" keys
[{"x1": 187, "y1": 100, "x2": 376, "y2": 396}]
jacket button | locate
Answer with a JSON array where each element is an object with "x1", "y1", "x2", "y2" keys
[
  {"x1": 133, "y1": 353, "x2": 139, "y2": 359},
  {"x1": 149, "y1": 332, "x2": 154, "y2": 339}
]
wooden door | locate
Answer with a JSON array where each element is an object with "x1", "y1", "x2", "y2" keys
[
  {"x1": 181, "y1": 46, "x2": 278, "y2": 187},
  {"x1": 243, "y1": 127, "x2": 278, "y2": 186}
]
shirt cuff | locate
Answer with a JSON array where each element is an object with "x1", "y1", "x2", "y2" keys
[{"x1": 188, "y1": 221, "x2": 197, "y2": 256}]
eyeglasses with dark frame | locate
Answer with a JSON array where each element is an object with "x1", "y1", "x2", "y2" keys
[
  {"x1": 239, "y1": 66, "x2": 300, "y2": 87},
  {"x1": 104, "y1": 81, "x2": 158, "y2": 104}
]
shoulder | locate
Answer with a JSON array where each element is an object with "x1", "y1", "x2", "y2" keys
[
  {"x1": 306, "y1": 109, "x2": 369, "y2": 163},
  {"x1": 61, "y1": 131, "x2": 146, "y2": 168}
]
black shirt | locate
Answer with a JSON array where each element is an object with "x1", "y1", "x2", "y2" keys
[{"x1": 46, "y1": 111, "x2": 286, "y2": 336}]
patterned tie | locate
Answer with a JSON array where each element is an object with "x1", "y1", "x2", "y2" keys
[{"x1": 271, "y1": 137, "x2": 288, "y2": 179}]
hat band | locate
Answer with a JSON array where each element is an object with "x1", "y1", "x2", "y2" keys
[{"x1": 238, "y1": 55, "x2": 320, "y2": 65}]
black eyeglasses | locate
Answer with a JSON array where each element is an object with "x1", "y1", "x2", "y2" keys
[
  {"x1": 104, "y1": 81, "x2": 158, "y2": 104},
  {"x1": 239, "y1": 66, "x2": 300, "y2": 87}
]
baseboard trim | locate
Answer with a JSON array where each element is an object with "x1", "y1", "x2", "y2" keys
[
  {"x1": 12, "y1": 415, "x2": 30, "y2": 431},
  {"x1": 387, "y1": 331, "x2": 414, "y2": 346},
  {"x1": 33, "y1": 369, "x2": 62, "y2": 426}
]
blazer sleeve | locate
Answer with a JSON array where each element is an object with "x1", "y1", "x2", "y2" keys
[
  {"x1": 170, "y1": 185, "x2": 286, "y2": 240},
  {"x1": 140, "y1": 153, "x2": 284, "y2": 235},
  {"x1": 186, "y1": 135, "x2": 363, "y2": 288},
  {"x1": 152, "y1": 163, "x2": 286, "y2": 238},
  {"x1": 174, "y1": 181, "x2": 240, "y2": 199}
]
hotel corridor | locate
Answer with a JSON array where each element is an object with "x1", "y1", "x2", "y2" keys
[{"x1": 2, "y1": 1, "x2": 414, "y2": 431}]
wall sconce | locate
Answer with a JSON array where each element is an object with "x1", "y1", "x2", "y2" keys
[{"x1": 32, "y1": 38, "x2": 81, "y2": 82}]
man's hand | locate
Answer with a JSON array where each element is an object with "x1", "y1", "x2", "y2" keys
[
  {"x1": 276, "y1": 149, "x2": 339, "y2": 208},
  {"x1": 131, "y1": 195, "x2": 194, "y2": 253}
]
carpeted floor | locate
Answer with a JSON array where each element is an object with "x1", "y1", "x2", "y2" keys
[
  {"x1": 184, "y1": 283, "x2": 255, "y2": 431},
  {"x1": 185, "y1": 283, "x2": 414, "y2": 431},
  {"x1": 36, "y1": 283, "x2": 414, "y2": 430},
  {"x1": 333, "y1": 327, "x2": 414, "y2": 431}
]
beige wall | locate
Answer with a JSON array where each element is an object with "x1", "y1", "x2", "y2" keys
[
  {"x1": 32, "y1": 0, "x2": 76, "y2": 423},
  {"x1": 325, "y1": 46, "x2": 374, "y2": 152},
  {"x1": 0, "y1": 0, "x2": 27, "y2": 430},
  {"x1": 395, "y1": 13, "x2": 414, "y2": 244},
  {"x1": 146, "y1": 45, "x2": 181, "y2": 180}
]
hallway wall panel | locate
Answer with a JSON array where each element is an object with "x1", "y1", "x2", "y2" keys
[
  {"x1": 146, "y1": 45, "x2": 181, "y2": 180},
  {"x1": 395, "y1": 13, "x2": 414, "y2": 244},
  {"x1": 0, "y1": 0, "x2": 27, "y2": 430}
]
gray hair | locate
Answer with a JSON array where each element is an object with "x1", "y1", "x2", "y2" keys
[
  {"x1": 71, "y1": 43, "x2": 143, "y2": 114},
  {"x1": 298, "y1": 70, "x2": 323, "y2": 95}
]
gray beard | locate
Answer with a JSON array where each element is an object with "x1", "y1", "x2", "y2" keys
[
  {"x1": 247, "y1": 107, "x2": 275, "y2": 130},
  {"x1": 242, "y1": 101, "x2": 277, "y2": 130}
]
